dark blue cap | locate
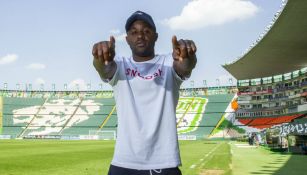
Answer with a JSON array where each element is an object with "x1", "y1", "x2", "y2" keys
[{"x1": 125, "y1": 11, "x2": 156, "y2": 32}]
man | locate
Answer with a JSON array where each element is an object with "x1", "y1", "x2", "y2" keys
[{"x1": 93, "y1": 11, "x2": 197, "y2": 175}]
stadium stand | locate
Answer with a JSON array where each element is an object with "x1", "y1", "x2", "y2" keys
[
  {"x1": 1, "y1": 97, "x2": 45, "y2": 138},
  {"x1": 238, "y1": 114, "x2": 304, "y2": 129},
  {"x1": 233, "y1": 68, "x2": 307, "y2": 129},
  {"x1": 189, "y1": 94, "x2": 235, "y2": 138},
  {"x1": 0, "y1": 88, "x2": 236, "y2": 140},
  {"x1": 223, "y1": 0, "x2": 307, "y2": 130},
  {"x1": 62, "y1": 98, "x2": 116, "y2": 135},
  {"x1": 0, "y1": 96, "x2": 2, "y2": 134}
]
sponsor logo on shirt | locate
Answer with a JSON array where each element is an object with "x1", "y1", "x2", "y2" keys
[{"x1": 125, "y1": 68, "x2": 162, "y2": 80}]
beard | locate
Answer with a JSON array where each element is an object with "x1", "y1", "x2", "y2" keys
[{"x1": 130, "y1": 43, "x2": 155, "y2": 57}]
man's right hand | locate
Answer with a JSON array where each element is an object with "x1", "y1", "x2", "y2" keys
[
  {"x1": 92, "y1": 36, "x2": 116, "y2": 65},
  {"x1": 92, "y1": 36, "x2": 117, "y2": 80}
]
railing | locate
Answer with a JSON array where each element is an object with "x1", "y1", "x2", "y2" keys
[
  {"x1": 236, "y1": 103, "x2": 307, "y2": 118},
  {"x1": 0, "y1": 87, "x2": 238, "y2": 98}
]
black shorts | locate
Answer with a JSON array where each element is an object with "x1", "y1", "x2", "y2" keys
[{"x1": 107, "y1": 165, "x2": 182, "y2": 175}]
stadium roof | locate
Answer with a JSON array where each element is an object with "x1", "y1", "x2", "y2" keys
[{"x1": 223, "y1": 0, "x2": 307, "y2": 80}]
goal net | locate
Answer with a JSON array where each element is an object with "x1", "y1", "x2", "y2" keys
[{"x1": 88, "y1": 130, "x2": 116, "y2": 140}]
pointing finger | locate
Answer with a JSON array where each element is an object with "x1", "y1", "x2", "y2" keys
[
  {"x1": 109, "y1": 36, "x2": 115, "y2": 49},
  {"x1": 190, "y1": 40, "x2": 197, "y2": 53},
  {"x1": 172, "y1": 35, "x2": 179, "y2": 50},
  {"x1": 172, "y1": 35, "x2": 181, "y2": 59},
  {"x1": 92, "y1": 43, "x2": 98, "y2": 58},
  {"x1": 109, "y1": 36, "x2": 116, "y2": 59}
]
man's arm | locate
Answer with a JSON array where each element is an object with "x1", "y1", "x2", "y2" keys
[
  {"x1": 172, "y1": 36, "x2": 197, "y2": 79},
  {"x1": 92, "y1": 36, "x2": 117, "y2": 80}
]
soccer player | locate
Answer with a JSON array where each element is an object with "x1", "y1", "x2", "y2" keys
[{"x1": 93, "y1": 11, "x2": 197, "y2": 175}]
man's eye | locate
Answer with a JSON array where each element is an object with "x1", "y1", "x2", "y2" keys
[
  {"x1": 144, "y1": 30, "x2": 152, "y2": 35},
  {"x1": 130, "y1": 31, "x2": 137, "y2": 35}
]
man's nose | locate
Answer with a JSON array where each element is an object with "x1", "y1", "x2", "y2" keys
[{"x1": 136, "y1": 31, "x2": 145, "y2": 39}]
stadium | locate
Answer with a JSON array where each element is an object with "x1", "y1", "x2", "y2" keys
[{"x1": 1, "y1": 0, "x2": 307, "y2": 174}]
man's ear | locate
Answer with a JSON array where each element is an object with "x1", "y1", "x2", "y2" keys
[
  {"x1": 125, "y1": 35, "x2": 129, "y2": 45},
  {"x1": 155, "y1": 32, "x2": 158, "y2": 42}
]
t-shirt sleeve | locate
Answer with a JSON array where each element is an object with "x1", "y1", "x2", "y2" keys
[
  {"x1": 164, "y1": 54, "x2": 187, "y2": 87},
  {"x1": 172, "y1": 68, "x2": 185, "y2": 82},
  {"x1": 166, "y1": 54, "x2": 189, "y2": 83},
  {"x1": 102, "y1": 56, "x2": 121, "y2": 86}
]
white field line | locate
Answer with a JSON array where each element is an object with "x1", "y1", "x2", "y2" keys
[
  {"x1": 199, "y1": 143, "x2": 223, "y2": 168},
  {"x1": 189, "y1": 143, "x2": 223, "y2": 169},
  {"x1": 190, "y1": 164, "x2": 196, "y2": 169},
  {"x1": 234, "y1": 143, "x2": 257, "y2": 148}
]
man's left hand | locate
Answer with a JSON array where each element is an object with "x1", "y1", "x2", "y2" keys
[
  {"x1": 172, "y1": 36, "x2": 197, "y2": 78},
  {"x1": 172, "y1": 36, "x2": 197, "y2": 61}
]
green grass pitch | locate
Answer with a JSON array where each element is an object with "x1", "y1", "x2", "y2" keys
[{"x1": 0, "y1": 140, "x2": 307, "y2": 175}]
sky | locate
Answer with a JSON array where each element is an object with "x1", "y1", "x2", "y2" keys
[{"x1": 0, "y1": 0, "x2": 283, "y2": 91}]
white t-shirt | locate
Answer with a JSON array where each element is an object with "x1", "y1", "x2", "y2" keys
[{"x1": 106, "y1": 54, "x2": 184, "y2": 170}]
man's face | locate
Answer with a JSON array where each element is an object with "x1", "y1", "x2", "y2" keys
[{"x1": 126, "y1": 20, "x2": 158, "y2": 58}]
